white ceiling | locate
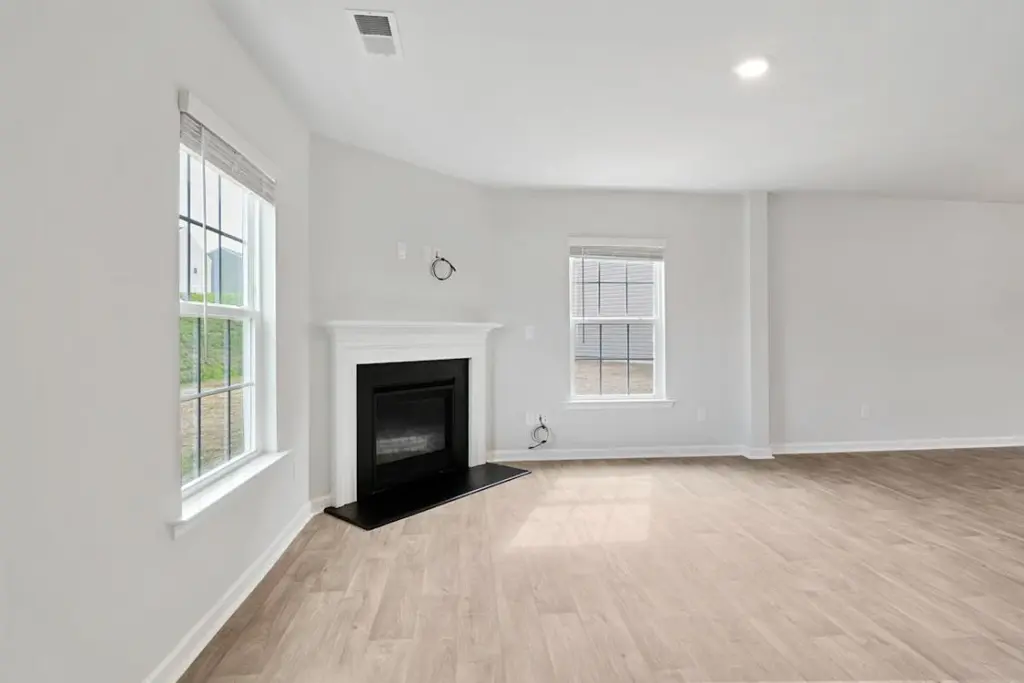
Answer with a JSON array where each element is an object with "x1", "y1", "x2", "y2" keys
[{"x1": 212, "y1": 0, "x2": 1024, "y2": 200}]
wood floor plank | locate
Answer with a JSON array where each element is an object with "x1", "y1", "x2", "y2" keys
[{"x1": 180, "y1": 448, "x2": 1024, "y2": 682}]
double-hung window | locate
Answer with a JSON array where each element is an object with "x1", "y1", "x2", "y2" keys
[
  {"x1": 569, "y1": 240, "x2": 666, "y2": 400},
  {"x1": 178, "y1": 110, "x2": 275, "y2": 491}
]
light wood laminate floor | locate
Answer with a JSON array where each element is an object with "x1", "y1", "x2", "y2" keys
[{"x1": 181, "y1": 449, "x2": 1024, "y2": 682}]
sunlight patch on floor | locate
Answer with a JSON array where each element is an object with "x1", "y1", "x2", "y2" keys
[{"x1": 509, "y1": 473, "x2": 653, "y2": 547}]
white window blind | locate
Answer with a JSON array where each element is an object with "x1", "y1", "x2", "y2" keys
[
  {"x1": 179, "y1": 112, "x2": 276, "y2": 204},
  {"x1": 569, "y1": 244, "x2": 665, "y2": 262}
]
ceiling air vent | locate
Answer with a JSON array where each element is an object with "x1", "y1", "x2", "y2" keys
[{"x1": 349, "y1": 10, "x2": 401, "y2": 57}]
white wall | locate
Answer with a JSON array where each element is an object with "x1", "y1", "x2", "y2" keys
[
  {"x1": 487, "y1": 189, "x2": 747, "y2": 453},
  {"x1": 308, "y1": 137, "x2": 490, "y2": 497},
  {"x1": 0, "y1": 1, "x2": 310, "y2": 681},
  {"x1": 770, "y1": 194, "x2": 1024, "y2": 446}
]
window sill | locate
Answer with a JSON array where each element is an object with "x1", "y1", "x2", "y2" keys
[
  {"x1": 564, "y1": 398, "x2": 675, "y2": 410},
  {"x1": 170, "y1": 450, "x2": 290, "y2": 539}
]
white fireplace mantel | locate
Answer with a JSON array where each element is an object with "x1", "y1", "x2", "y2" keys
[{"x1": 325, "y1": 320, "x2": 502, "y2": 507}]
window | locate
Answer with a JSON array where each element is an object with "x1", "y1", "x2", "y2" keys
[
  {"x1": 569, "y1": 241, "x2": 665, "y2": 400},
  {"x1": 178, "y1": 111, "x2": 275, "y2": 491}
]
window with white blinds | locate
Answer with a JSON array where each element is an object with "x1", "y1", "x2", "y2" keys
[
  {"x1": 178, "y1": 109, "x2": 275, "y2": 492},
  {"x1": 569, "y1": 242, "x2": 666, "y2": 399}
]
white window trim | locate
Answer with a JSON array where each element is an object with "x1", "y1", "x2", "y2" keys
[
  {"x1": 171, "y1": 450, "x2": 291, "y2": 539},
  {"x1": 567, "y1": 238, "x2": 669, "y2": 405},
  {"x1": 174, "y1": 92, "x2": 280, "y2": 530},
  {"x1": 564, "y1": 398, "x2": 675, "y2": 410}
]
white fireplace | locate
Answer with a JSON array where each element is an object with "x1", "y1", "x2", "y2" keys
[{"x1": 325, "y1": 321, "x2": 502, "y2": 507}]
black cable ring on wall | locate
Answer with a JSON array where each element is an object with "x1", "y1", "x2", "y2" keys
[
  {"x1": 430, "y1": 254, "x2": 457, "y2": 281},
  {"x1": 528, "y1": 417, "x2": 550, "y2": 450}
]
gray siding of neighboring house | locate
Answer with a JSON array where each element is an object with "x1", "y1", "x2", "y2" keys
[{"x1": 209, "y1": 248, "x2": 244, "y2": 303}]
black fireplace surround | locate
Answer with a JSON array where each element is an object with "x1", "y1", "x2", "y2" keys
[
  {"x1": 357, "y1": 358, "x2": 469, "y2": 498},
  {"x1": 325, "y1": 358, "x2": 529, "y2": 530}
]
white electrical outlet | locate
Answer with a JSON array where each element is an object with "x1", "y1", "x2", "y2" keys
[
  {"x1": 525, "y1": 412, "x2": 536, "y2": 427},
  {"x1": 860, "y1": 404, "x2": 870, "y2": 419},
  {"x1": 397, "y1": 242, "x2": 407, "y2": 260},
  {"x1": 525, "y1": 325, "x2": 535, "y2": 340},
  {"x1": 696, "y1": 407, "x2": 707, "y2": 422},
  {"x1": 422, "y1": 245, "x2": 434, "y2": 263}
]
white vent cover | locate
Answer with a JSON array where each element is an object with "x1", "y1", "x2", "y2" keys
[{"x1": 348, "y1": 10, "x2": 401, "y2": 57}]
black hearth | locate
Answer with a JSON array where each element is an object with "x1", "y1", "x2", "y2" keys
[{"x1": 325, "y1": 358, "x2": 528, "y2": 530}]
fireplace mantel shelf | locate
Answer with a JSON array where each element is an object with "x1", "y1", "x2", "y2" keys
[{"x1": 325, "y1": 321, "x2": 502, "y2": 331}]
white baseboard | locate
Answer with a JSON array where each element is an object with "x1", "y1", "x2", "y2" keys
[
  {"x1": 143, "y1": 500, "x2": 316, "y2": 683},
  {"x1": 491, "y1": 444, "x2": 744, "y2": 463},
  {"x1": 492, "y1": 435, "x2": 1024, "y2": 464},
  {"x1": 310, "y1": 494, "x2": 333, "y2": 511},
  {"x1": 774, "y1": 436, "x2": 1024, "y2": 455}
]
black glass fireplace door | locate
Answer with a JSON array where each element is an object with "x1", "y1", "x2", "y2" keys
[{"x1": 356, "y1": 359, "x2": 469, "y2": 500}]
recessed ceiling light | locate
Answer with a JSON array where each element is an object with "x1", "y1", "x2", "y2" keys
[{"x1": 734, "y1": 57, "x2": 770, "y2": 80}]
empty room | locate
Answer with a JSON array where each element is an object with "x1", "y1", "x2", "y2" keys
[{"x1": 5, "y1": 1, "x2": 1024, "y2": 682}]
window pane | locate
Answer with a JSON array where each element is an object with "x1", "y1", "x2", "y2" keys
[
  {"x1": 229, "y1": 386, "x2": 252, "y2": 457},
  {"x1": 220, "y1": 176, "x2": 247, "y2": 241},
  {"x1": 599, "y1": 259, "x2": 626, "y2": 281},
  {"x1": 178, "y1": 149, "x2": 189, "y2": 217},
  {"x1": 626, "y1": 282, "x2": 654, "y2": 316},
  {"x1": 599, "y1": 282, "x2": 627, "y2": 316},
  {"x1": 216, "y1": 239, "x2": 245, "y2": 306},
  {"x1": 185, "y1": 156, "x2": 221, "y2": 226},
  {"x1": 228, "y1": 319, "x2": 246, "y2": 384},
  {"x1": 601, "y1": 360, "x2": 629, "y2": 395},
  {"x1": 628, "y1": 323, "x2": 654, "y2": 395},
  {"x1": 204, "y1": 228, "x2": 221, "y2": 303},
  {"x1": 200, "y1": 318, "x2": 230, "y2": 390},
  {"x1": 188, "y1": 153, "x2": 204, "y2": 221},
  {"x1": 574, "y1": 359, "x2": 601, "y2": 396},
  {"x1": 600, "y1": 323, "x2": 628, "y2": 361},
  {"x1": 573, "y1": 282, "x2": 600, "y2": 317},
  {"x1": 178, "y1": 220, "x2": 189, "y2": 300},
  {"x1": 573, "y1": 323, "x2": 601, "y2": 396},
  {"x1": 600, "y1": 323, "x2": 628, "y2": 395},
  {"x1": 574, "y1": 322, "x2": 600, "y2": 360},
  {"x1": 187, "y1": 223, "x2": 206, "y2": 301},
  {"x1": 629, "y1": 362, "x2": 655, "y2": 395},
  {"x1": 180, "y1": 316, "x2": 199, "y2": 398},
  {"x1": 181, "y1": 400, "x2": 198, "y2": 485},
  {"x1": 627, "y1": 322, "x2": 654, "y2": 362},
  {"x1": 626, "y1": 260, "x2": 654, "y2": 283},
  {"x1": 200, "y1": 394, "x2": 228, "y2": 474},
  {"x1": 205, "y1": 170, "x2": 220, "y2": 229}
]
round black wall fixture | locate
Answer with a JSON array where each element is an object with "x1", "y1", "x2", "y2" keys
[{"x1": 430, "y1": 253, "x2": 456, "y2": 281}]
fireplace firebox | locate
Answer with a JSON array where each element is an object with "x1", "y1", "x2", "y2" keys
[{"x1": 356, "y1": 358, "x2": 469, "y2": 499}]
